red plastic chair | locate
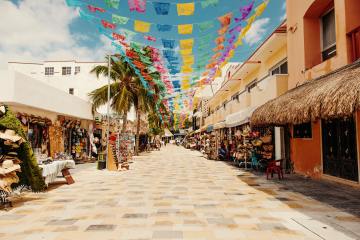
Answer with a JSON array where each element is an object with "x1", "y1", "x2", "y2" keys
[{"x1": 266, "y1": 159, "x2": 284, "y2": 180}]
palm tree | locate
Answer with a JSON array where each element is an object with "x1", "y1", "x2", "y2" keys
[
  {"x1": 89, "y1": 51, "x2": 169, "y2": 156},
  {"x1": 89, "y1": 55, "x2": 137, "y2": 133}
]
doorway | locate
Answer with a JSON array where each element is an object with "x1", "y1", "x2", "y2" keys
[{"x1": 322, "y1": 116, "x2": 359, "y2": 181}]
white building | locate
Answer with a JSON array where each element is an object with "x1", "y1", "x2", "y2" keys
[
  {"x1": 8, "y1": 60, "x2": 108, "y2": 102},
  {"x1": 0, "y1": 70, "x2": 93, "y2": 122}
]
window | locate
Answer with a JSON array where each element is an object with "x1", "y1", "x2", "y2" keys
[
  {"x1": 270, "y1": 60, "x2": 288, "y2": 75},
  {"x1": 247, "y1": 80, "x2": 257, "y2": 93},
  {"x1": 69, "y1": 88, "x2": 74, "y2": 95},
  {"x1": 293, "y1": 122, "x2": 312, "y2": 138},
  {"x1": 222, "y1": 101, "x2": 227, "y2": 110},
  {"x1": 45, "y1": 67, "x2": 54, "y2": 76},
  {"x1": 75, "y1": 66, "x2": 80, "y2": 75},
  {"x1": 62, "y1": 67, "x2": 71, "y2": 75},
  {"x1": 321, "y1": 8, "x2": 336, "y2": 60}
]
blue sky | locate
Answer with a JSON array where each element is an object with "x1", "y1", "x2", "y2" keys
[{"x1": 0, "y1": 0, "x2": 285, "y2": 69}]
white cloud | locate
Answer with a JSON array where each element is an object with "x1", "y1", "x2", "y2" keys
[
  {"x1": 0, "y1": 0, "x2": 112, "y2": 69},
  {"x1": 244, "y1": 18, "x2": 270, "y2": 46}
]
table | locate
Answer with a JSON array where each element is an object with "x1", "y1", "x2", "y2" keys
[{"x1": 39, "y1": 160, "x2": 75, "y2": 185}]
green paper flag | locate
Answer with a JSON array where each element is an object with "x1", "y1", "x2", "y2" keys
[
  {"x1": 197, "y1": 20, "x2": 214, "y2": 32},
  {"x1": 105, "y1": 0, "x2": 120, "y2": 9},
  {"x1": 112, "y1": 14, "x2": 129, "y2": 24}
]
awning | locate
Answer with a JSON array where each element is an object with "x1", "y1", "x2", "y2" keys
[
  {"x1": 225, "y1": 107, "x2": 256, "y2": 128},
  {"x1": 214, "y1": 121, "x2": 226, "y2": 130},
  {"x1": 206, "y1": 125, "x2": 214, "y2": 133},
  {"x1": 251, "y1": 61, "x2": 360, "y2": 126},
  {"x1": 164, "y1": 128, "x2": 173, "y2": 137}
]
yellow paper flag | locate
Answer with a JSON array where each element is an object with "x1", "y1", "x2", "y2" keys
[
  {"x1": 177, "y1": 2, "x2": 195, "y2": 16},
  {"x1": 182, "y1": 55, "x2": 194, "y2": 64},
  {"x1": 180, "y1": 38, "x2": 194, "y2": 49},
  {"x1": 181, "y1": 65, "x2": 193, "y2": 73},
  {"x1": 178, "y1": 24, "x2": 193, "y2": 34},
  {"x1": 180, "y1": 49, "x2": 193, "y2": 55},
  {"x1": 255, "y1": 1, "x2": 268, "y2": 16},
  {"x1": 134, "y1": 20, "x2": 151, "y2": 33}
]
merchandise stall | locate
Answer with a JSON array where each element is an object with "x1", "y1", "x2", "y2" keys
[{"x1": 0, "y1": 105, "x2": 46, "y2": 207}]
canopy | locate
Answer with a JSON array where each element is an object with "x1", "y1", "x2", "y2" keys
[
  {"x1": 213, "y1": 120, "x2": 226, "y2": 130},
  {"x1": 164, "y1": 128, "x2": 173, "y2": 137},
  {"x1": 251, "y1": 61, "x2": 360, "y2": 126},
  {"x1": 225, "y1": 106, "x2": 256, "y2": 128}
]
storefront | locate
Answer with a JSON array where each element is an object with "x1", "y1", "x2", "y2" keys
[{"x1": 251, "y1": 62, "x2": 360, "y2": 184}]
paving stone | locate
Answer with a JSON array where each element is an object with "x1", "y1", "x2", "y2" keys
[{"x1": 85, "y1": 224, "x2": 116, "y2": 231}]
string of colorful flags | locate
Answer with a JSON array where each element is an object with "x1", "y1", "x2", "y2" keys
[{"x1": 65, "y1": 0, "x2": 269, "y2": 128}]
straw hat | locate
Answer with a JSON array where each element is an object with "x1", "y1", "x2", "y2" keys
[
  {"x1": 0, "y1": 105, "x2": 6, "y2": 117},
  {"x1": 0, "y1": 130, "x2": 23, "y2": 143},
  {"x1": 0, "y1": 159, "x2": 21, "y2": 175}
]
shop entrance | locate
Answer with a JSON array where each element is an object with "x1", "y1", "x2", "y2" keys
[{"x1": 322, "y1": 116, "x2": 359, "y2": 181}]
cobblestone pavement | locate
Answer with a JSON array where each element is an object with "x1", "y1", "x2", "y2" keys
[{"x1": 0, "y1": 145, "x2": 359, "y2": 240}]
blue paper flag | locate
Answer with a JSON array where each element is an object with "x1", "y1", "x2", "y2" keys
[
  {"x1": 162, "y1": 39, "x2": 176, "y2": 49},
  {"x1": 153, "y1": 2, "x2": 171, "y2": 15},
  {"x1": 157, "y1": 24, "x2": 172, "y2": 32}
]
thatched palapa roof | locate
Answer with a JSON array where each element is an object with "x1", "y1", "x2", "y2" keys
[{"x1": 251, "y1": 61, "x2": 360, "y2": 126}]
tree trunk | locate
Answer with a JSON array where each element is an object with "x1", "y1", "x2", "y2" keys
[
  {"x1": 121, "y1": 111, "x2": 127, "y2": 133},
  {"x1": 135, "y1": 107, "x2": 141, "y2": 156}
]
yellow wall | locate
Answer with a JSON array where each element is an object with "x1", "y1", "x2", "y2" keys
[
  {"x1": 204, "y1": 36, "x2": 288, "y2": 125},
  {"x1": 286, "y1": 0, "x2": 354, "y2": 88}
]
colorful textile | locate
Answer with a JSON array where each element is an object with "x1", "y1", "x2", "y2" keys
[
  {"x1": 112, "y1": 14, "x2": 129, "y2": 24},
  {"x1": 156, "y1": 24, "x2": 172, "y2": 32},
  {"x1": 177, "y1": 2, "x2": 195, "y2": 16},
  {"x1": 197, "y1": 20, "x2": 213, "y2": 32},
  {"x1": 201, "y1": 0, "x2": 218, "y2": 8},
  {"x1": 134, "y1": 20, "x2": 151, "y2": 32},
  {"x1": 128, "y1": 0, "x2": 146, "y2": 13},
  {"x1": 179, "y1": 38, "x2": 194, "y2": 49},
  {"x1": 153, "y1": 2, "x2": 170, "y2": 15},
  {"x1": 162, "y1": 39, "x2": 175, "y2": 49},
  {"x1": 178, "y1": 24, "x2": 193, "y2": 34},
  {"x1": 88, "y1": 5, "x2": 106, "y2": 13},
  {"x1": 104, "y1": 0, "x2": 120, "y2": 9},
  {"x1": 101, "y1": 20, "x2": 116, "y2": 29}
]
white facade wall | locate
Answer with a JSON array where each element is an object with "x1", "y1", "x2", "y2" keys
[
  {"x1": 8, "y1": 61, "x2": 108, "y2": 101},
  {"x1": 0, "y1": 70, "x2": 93, "y2": 120}
]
